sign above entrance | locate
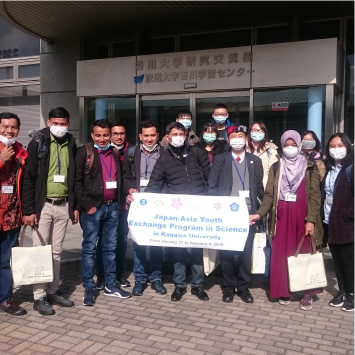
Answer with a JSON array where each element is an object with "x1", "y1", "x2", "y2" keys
[
  {"x1": 135, "y1": 46, "x2": 252, "y2": 94},
  {"x1": 272, "y1": 102, "x2": 289, "y2": 111}
]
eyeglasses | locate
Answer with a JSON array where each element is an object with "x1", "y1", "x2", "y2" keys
[
  {"x1": 250, "y1": 129, "x2": 264, "y2": 133},
  {"x1": 213, "y1": 113, "x2": 228, "y2": 117}
]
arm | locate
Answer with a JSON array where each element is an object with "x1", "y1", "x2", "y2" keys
[
  {"x1": 306, "y1": 164, "x2": 321, "y2": 225},
  {"x1": 342, "y1": 165, "x2": 354, "y2": 222},
  {"x1": 207, "y1": 155, "x2": 223, "y2": 196},
  {"x1": 122, "y1": 149, "x2": 136, "y2": 195},
  {"x1": 199, "y1": 148, "x2": 211, "y2": 183},
  {"x1": 255, "y1": 157, "x2": 264, "y2": 202},
  {"x1": 144, "y1": 156, "x2": 166, "y2": 193}
]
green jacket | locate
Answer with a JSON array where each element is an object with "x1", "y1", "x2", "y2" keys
[{"x1": 256, "y1": 158, "x2": 324, "y2": 246}]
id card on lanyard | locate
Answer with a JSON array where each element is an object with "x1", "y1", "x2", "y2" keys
[
  {"x1": 231, "y1": 152, "x2": 250, "y2": 198},
  {"x1": 99, "y1": 153, "x2": 117, "y2": 189},
  {"x1": 53, "y1": 142, "x2": 66, "y2": 183},
  {"x1": 2, "y1": 161, "x2": 13, "y2": 194}
]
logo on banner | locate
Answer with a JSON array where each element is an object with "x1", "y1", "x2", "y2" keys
[
  {"x1": 171, "y1": 198, "x2": 182, "y2": 209},
  {"x1": 140, "y1": 199, "x2": 148, "y2": 206},
  {"x1": 230, "y1": 202, "x2": 239, "y2": 212},
  {"x1": 134, "y1": 74, "x2": 145, "y2": 84},
  {"x1": 272, "y1": 102, "x2": 289, "y2": 111},
  {"x1": 214, "y1": 202, "x2": 222, "y2": 211},
  {"x1": 154, "y1": 200, "x2": 164, "y2": 207}
]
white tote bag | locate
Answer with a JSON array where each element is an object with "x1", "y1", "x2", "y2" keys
[
  {"x1": 287, "y1": 234, "x2": 327, "y2": 292},
  {"x1": 251, "y1": 232, "x2": 267, "y2": 274},
  {"x1": 203, "y1": 248, "x2": 220, "y2": 276},
  {"x1": 11, "y1": 225, "x2": 53, "y2": 287}
]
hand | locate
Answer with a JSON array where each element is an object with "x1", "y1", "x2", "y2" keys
[
  {"x1": 249, "y1": 214, "x2": 261, "y2": 225},
  {"x1": 72, "y1": 210, "x2": 79, "y2": 224},
  {"x1": 305, "y1": 222, "x2": 314, "y2": 236},
  {"x1": 126, "y1": 188, "x2": 138, "y2": 204},
  {"x1": 87, "y1": 206, "x2": 97, "y2": 215},
  {"x1": 23, "y1": 214, "x2": 38, "y2": 227},
  {"x1": 0, "y1": 145, "x2": 15, "y2": 162}
]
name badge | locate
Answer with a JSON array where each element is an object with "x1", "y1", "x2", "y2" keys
[
  {"x1": 326, "y1": 196, "x2": 333, "y2": 205},
  {"x1": 53, "y1": 175, "x2": 65, "y2": 183},
  {"x1": 106, "y1": 180, "x2": 117, "y2": 189},
  {"x1": 239, "y1": 190, "x2": 250, "y2": 198},
  {"x1": 285, "y1": 192, "x2": 297, "y2": 202},
  {"x1": 140, "y1": 179, "x2": 149, "y2": 187},
  {"x1": 2, "y1": 185, "x2": 13, "y2": 194}
]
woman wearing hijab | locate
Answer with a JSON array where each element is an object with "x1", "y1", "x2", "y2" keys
[{"x1": 249, "y1": 130, "x2": 323, "y2": 310}]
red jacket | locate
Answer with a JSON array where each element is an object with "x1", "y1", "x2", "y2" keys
[{"x1": 0, "y1": 141, "x2": 28, "y2": 230}]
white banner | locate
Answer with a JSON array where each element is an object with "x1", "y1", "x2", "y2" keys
[{"x1": 128, "y1": 193, "x2": 250, "y2": 251}]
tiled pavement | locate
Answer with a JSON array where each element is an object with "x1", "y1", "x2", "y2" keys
[{"x1": 0, "y1": 268, "x2": 353, "y2": 355}]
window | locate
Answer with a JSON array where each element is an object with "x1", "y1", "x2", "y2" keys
[
  {"x1": 97, "y1": 44, "x2": 109, "y2": 59},
  {"x1": 180, "y1": 29, "x2": 251, "y2": 52},
  {"x1": 0, "y1": 66, "x2": 13, "y2": 80},
  {"x1": 141, "y1": 37, "x2": 175, "y2": 55},
  {"x1": 18, "y1": 64, "x2": 40, "y2": 79},
  {"x1": 301, "y1": 20, "x2": 341, "y2": 41},
  {"x1": 256, "y1": 25, "x2": 291, "y2": 45},
  {"x1": 112, "y1": 41, "x2": 134, "y2": 57}
]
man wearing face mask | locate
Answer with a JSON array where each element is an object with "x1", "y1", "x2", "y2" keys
[
  {"x1": 211, "y1": 103, "x2": 233, "y2": 141},
  {"x1": 22, "y1": 107, "x2": 78, "y2": 315},
  {"x1": 208, "y1": 125, "x2": 264, "y2": 303},
  {"x1": 135, "y1": 121, "x2": 210, "y2": 302},
  {"x1": 0, "y1": 112, "x2": 28, "y2": 316},
  {"x1": 161, "y1": 109, "x2": 199, "y2": 147},
  {"x1": 123, "y1": 120, "x2": 167, "y2": 296}
]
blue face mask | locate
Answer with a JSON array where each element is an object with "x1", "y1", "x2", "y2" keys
[
  {"x1": 203, "y1": 133, "x2": 217, "y2": 144},
  {"x1": 250, "y1": 132, "x2": 265, "y2": 142},
  {"x1": 94, "y1": 142, "x2": 111, "y2": 151},
  {"x1": 214, "y1": 116, "x2": 227, "y2": 124},
  {"x1": 179, "y1": 119, "x2": 192, "y2": 129}
]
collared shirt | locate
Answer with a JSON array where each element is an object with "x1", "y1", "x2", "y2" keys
[
  {"x1": 232, "y1": 150, "x2": 245, "y2": 162},
  {"x1": 98, "y1": 148, "x2": 117, "y2": 201},
  {"x1": 46, "y1": 134, "x2": 69, "y2": 198},
  {"x1": 323, "y1": 163, "x2": 342, "y2": 224},
  {"x1": 139, "y1": 144, "x2": 160, "y2": 192}
]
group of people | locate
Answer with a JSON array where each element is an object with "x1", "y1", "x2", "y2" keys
[{"x1": 0, "y1": 103, "x2": 353, "y2": 318}]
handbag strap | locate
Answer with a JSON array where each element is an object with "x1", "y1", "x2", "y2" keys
[
  {"x1": 294, "y1": 234, "x2": 317, "y2": 257},
  {"x1": 18, "y1": 225, "x2": 46, "y2": 247}
]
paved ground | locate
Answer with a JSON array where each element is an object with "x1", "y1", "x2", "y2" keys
[{"x1": 0, "y1": 267, "x2": 353, "y2": 355}]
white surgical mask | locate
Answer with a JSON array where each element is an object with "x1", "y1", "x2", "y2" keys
[
  {"x1": 302, "y1": 140, "x2": 316, "y2": 150},
  {"x1": 50, "y1": 125, "x2": 68, "y2": 138},
  {"x1": 229, "y1": 138, "x2": 245, "y2": 150},
  {"x1": 0, "y1": 134, "x2": 16, "y2": 146},
  {"x1": 111, "y1": 142, "x2": 124, "y2": 150},
  {"x1": 214, "y1": 116, "x2": 227, "y2": 124},
  {"x1": 283, "y1": 146, "x2": 299, "y2": 159},
  {"x1": 170, "y1": 136, "x2": 185, "y2": 148},
  {"x1": 143, "y1": 143, "x2": 157, "y2": 152},
  {"x1": 329, "y1": 147, "x2": 347, "y2": 161},
  {"x1": 178, "y1": 119, "x2": 192, "y2": 130}
]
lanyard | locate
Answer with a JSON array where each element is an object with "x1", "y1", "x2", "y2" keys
[
  {"x1": 144, "y1": 154, "x2": 149, "y2": 178},
  {"x1": 99, "y1": 153, "x2": 113, "y2": 180},
  {"x1": 230, "y1": 152, "x2": 246, "y2": 190},
  {"x1": 56, "y1": 142, "x2": 61, "y2": 174}
]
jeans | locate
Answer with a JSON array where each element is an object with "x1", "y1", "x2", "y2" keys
[
  {"x1": 81, "y1": 203, "x2": 119, "y2": 290},
  {"x1": 173, "y1": 248, "x2": 204, "y2": 288},
  {"x1": 133, "y1": 242, "x2": 164, "y2": 283},
  {"x1": 0, "y1": 227, "x2": 21, "y2": 304}
]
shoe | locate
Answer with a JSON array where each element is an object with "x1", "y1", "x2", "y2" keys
[
  {"x1": 222, "y1": 289, "x2": 235, "y2": 303},
  {"x1": 300, "y1": 294, "x2": 313, "y2": 310},
  {"x1": 191, "y1": 287, "x2": 209, "y2": 301},
  {"x1": 329, "y1": 291, "x2": 345, "y2": 307},
  {"x1": 48, "y1": 290, "x2": 74, "y2": 307},
  {"x1": 117, "y1": 274, "x2": 131, "y2": 288},
  {"x1": 104, "y1": 285, "x2": 131, "y2": 299},
  {"x1": 341, "y1": 293, "x2": 354, "y2": 312},
  {"x1": 83, "y1": 288, "x2": 96, "y2": 306},
  {"x1": 279, "y1": 297, "x2": 291, "y2": 305},
  {"x1": 132, "y1": 282, "x2": 145, "y2": 296},
  {"x1": 96, "y1": 277, "x2": 105, "y2": 290},
  {"x1": 236, "y1": 289, "x2": 254, "y2": 303},
  {"x1": 151, "y1": 280, "x2": 167, "y2": 295},
  {"x1": 33, "y1": 296, "x2": 55, "y2": 315},
  {"x1": 0, "y1": 300, "x2": 27, "y2": 316},
  {"x1": 171, "y1": 287, "x2": 186, "y2": 301}
]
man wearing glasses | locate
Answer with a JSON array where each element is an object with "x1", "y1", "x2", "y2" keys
[
  {"x1": 211, "y1": 103, "x2": 233, "y2": 141},
  {"x1": 208, "y1": 125, "x2": 264, "y2": 304}
]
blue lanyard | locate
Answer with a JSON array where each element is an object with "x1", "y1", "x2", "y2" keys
[
  {"x1": 99, "y1": 153, "x2": 113, "y2": 180},
  {"x1": 230, "y1": 152, "x2": 246, "y2": 190},
  {"x1": 56, "y1": 142, "x2": 61, "y2": 174}
]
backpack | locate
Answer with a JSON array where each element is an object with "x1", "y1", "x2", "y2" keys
[{"x1": 84, "y1": 143, "x2": 119, "y2": 176}]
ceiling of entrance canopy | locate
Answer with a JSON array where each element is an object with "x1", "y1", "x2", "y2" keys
[{"x1": 1, "y1": 1, "x2": 353, "y2": 42}]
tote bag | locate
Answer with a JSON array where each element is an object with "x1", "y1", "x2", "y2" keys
[
  {"x1": 11, "y1": 225, "x2": 53, "y2": 287},
  {"x1": 251, "y1": 231, "x2": 267, "y2": 274},
  {"x1": 287, "y1": 234, "x2": 327, "y2": 292},
  {"x1": 203, "y1": 248, "x2": 220, "y2": 276}
]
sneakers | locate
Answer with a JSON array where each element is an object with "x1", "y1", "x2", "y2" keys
[
  {"x1": 279, "y1": 297, "x2": 291, "y2": 305},
  {"x1": 83, "y1": 288, "x2": 96, "y2": 306},
  {"x1": 132, "y1": 282, "x2": 145, "y2": 296},
  {"x1": 33, "y1": 296, "x2": 55, "y2": 315},
  {"x1": 329, "y1": 291, "x2": 345, "y2": 307},
  {"x1": 48, "y1": 290, "x2": 74, "y2": 307},
  {"x1": 104, "y1": 285, "x2": 131, "y2": 299},
  {"x1": 341, "y1": 293, "x2": 354, "y2": 312},
  {"x1": 151, "y1": 280, "x2": 167, "y2": 294},
  {"x1": 300, "y1": 294, "x2": 313, "y2": 310},
  {"x1": 0, "y1": 300, "x2": 27, "y2": 316},
  {"x1": 117, "y1": 274, "x2": 131, "y2": 288},
  {"x1": 96, "y1": 277, "x2": 105, "y2": 290}
]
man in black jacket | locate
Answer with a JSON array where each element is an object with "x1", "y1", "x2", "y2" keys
[
  {"x1": 208, "y1": 125, "x2": 264, "y2": 303},
  {"x1": 22, "y1": 107, "x2": 78, "y2": 315},
  {"x1": 75, "y1": 119, "x2": 131, "y2": 306},
  {"x1": 143, "y1": 121, "x2": 210, "y2": 302},
  {"x1": 123, "y1": 120, "x2": 167, "y2": 296}
]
